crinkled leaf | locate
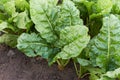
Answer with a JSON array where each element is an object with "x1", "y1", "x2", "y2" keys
[
  {"x1": 17, "y1": 33, "x2": 59, "y2": 59},
  {"x1": 89, "y1": 14, "x2": 120, "y2": 70},
  {"x1": 55, "y1": 0, "x2": 83, "y2": 32},
  {"x1": 54, "y1": 0, "x2": 88, "y2": 47},
  {"x1": 30, "y1": 0, "x2": 58, "y2": 43},
  {"x1": 13, "y1": 10, "x2": 31, "y2": 29},
  {"x1": 55, "y1": 25, "x2": 90, "y2": 59}
]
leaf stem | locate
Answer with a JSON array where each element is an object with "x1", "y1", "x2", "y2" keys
[
  {"x1": 57, "y1": 60, "x2": 61, "y2": 66},
  {"x1": 73, "y1": 61, "x2": 79, "y2": 77},
  {"x1": 81, "y1": 73, "x2": 90, "y2": 78},
  {"x1": 63, "y1": 59, "x2": 70, "y2": 67}
]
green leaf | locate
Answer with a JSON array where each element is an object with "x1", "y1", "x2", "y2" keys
[
  {"x1": 97, "y1": 0, "x2": 113, "y2": 14},
  {"x1": 0, "y1": 22, "x2": 7, "y2": 31},
  {"x1": 17, "y1": 33, "x2": 59, "y2": 59},
  {"x1": 111, "y1": 0, "x2": 120, "y2": 14},
  {"x1": 30, "y1": 0, "x2": 58, "y2": 43},
  {"x1": 3, "y1": 0, "x2": 16, "y2": 16},
  {"x1": 0, "y1": 34, "x2": 18, "y2": 47},
  {"x1": 89, "y1": 0, "x2": 112, "y2": 19},
  {"x1": 55, "y1": 25, "x2": 90, "y2": 59},
  {"x1": 88, "y1": 67, "x2": 105, "y2": 80},
  {"x1": 0, "y1": 12, "x2": 8, "y2": 20},
  {"x1": 104, "y1": 68, "x2": 120, "y2": 79},
  {"x1": 73, "y1": 0, "x2": 94, "y2": 15},
  {"x1": 98, "y1": 68, "x2": 120, "y2": 80},
  {"x1": 89, "y1": 14, "x2": 120, "y2": 71},
  {"x1": 0, "y1": 21, "x2": 19, "y2": 33},
  {"x1": 55, "y1": 0, "x2": 83, "y2": 32},
  {"x1": 13, "y1": 10, "x2": 31, "y2": 29},
  {"x1": 15, "y1": 0, "x2": 29, "y2": 11},
  {"x1": 77, "y1": 58, "x2": 91, "y2": 66}
]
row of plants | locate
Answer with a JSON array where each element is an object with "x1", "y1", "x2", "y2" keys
[{"x1": 1, "y1": 0, "x2": 120, "y2": 79}]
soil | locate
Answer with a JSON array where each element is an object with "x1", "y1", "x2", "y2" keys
[{"x1": 0, "y1": 44, "x2": 88, "y2": 80}]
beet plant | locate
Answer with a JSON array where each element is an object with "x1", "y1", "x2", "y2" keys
[{"x1": 1, "y1": 0, "x2": 120, "y2": 80}]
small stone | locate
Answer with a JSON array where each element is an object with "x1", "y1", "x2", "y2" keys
[{"x1": 7, "y1": 50, "x2": 15, "y2": 57}]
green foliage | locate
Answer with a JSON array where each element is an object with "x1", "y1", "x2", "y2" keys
[
  {"x1": 1, "y1": 0, "x2": 120, "y2": 80},
  {"x1": 17, "y1": 33, "x2": 60, "y2": 60},
  {"x1": 89, "y1": 15, "x2": 120, "y2": 71},
  {"x1": 0, "y1": 34, "x2": 18, "y2": 47},
  {"x1": 30, "y1": 0, "x2": 58, "y2": 43},
  {"x1": 111, "y1": 0, "x2": 120, "y2": 14},
  {"x1": 13, "y1": 10, "x2": 31, "y2": 29},
  {"x1": 54, "y1": 25, "x2": 90, "y2": 60},
  {"x1": 0, "y1": 22, "x2": 7, "y2": 31},
  {"x1": 15, "y1": 0, "x2": 29, "y2": 11},
  {"x1": 73, "y1": 0, "x2": 120, "y2": 79},
  {"x1": 98, "y1": 68, "x2": 120, "y2": 80},
  {"x1": 26, "y1": 0, "x2": 90, "y2": 65}
]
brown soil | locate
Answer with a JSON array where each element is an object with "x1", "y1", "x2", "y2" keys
[{"x1": 0, "y1": 44, "x2": 88, "y2": 80}]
